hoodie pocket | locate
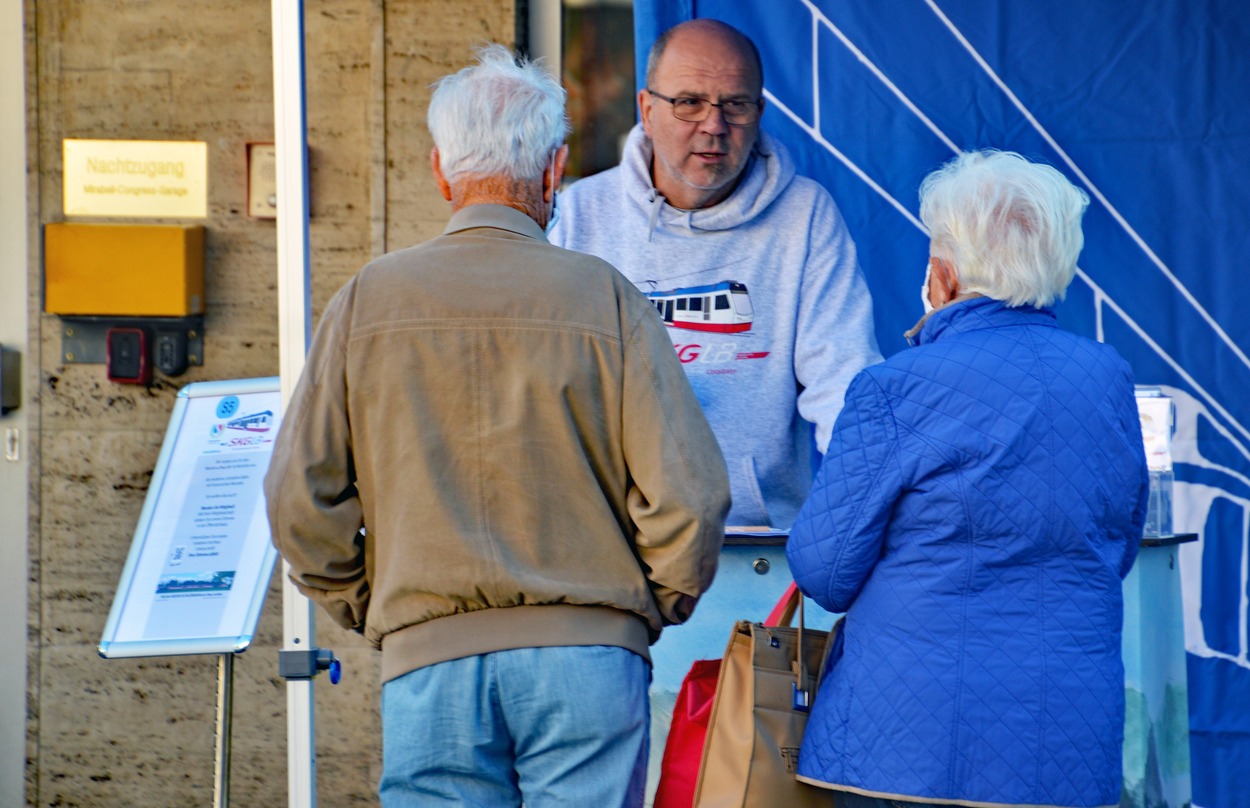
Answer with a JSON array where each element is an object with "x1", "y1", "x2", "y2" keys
[{"x1": 737, "y1": 456, "x2": 772, "y2": 527}]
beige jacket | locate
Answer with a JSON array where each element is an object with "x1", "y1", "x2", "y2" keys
[{"x1": 265, "y1": 204, "x2": 730, "y2": 682}]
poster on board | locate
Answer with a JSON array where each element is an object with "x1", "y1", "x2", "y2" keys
[{"x1": 99, "y1": 377, "x2": 282, "y2": 658}]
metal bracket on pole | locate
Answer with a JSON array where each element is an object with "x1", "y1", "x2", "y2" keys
[{"x1": 278, "y1": 648, "x2": 342, "y2": 684}]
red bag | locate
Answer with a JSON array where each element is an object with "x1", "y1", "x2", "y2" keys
[
  {"x1": 652, "y1": 657, "x2": 722, "y2": 808},
  {"x1": 652, "y1": 583, "x2": 801, "y2": 808}
]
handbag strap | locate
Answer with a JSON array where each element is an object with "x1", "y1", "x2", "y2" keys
[
  {"x1": 794, "y1": 596, "x2": 811, "y2": 711},
  {"x1": 764, "y1": 581, "x2": 801, "y2": 626},
  {"x1": 764, "y1": 582, "x2": 815, "y2": 712}
]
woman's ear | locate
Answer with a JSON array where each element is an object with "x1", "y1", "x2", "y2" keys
[{"x1": 929, "y1": 257, "x2": 961, "y2": 307}]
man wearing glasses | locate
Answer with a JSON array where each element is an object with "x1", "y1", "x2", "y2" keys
[
  {"x1": 551, "y1": 18, "x2": 880, "y2": 540},
  {"x1": 550, "y1": 18, "x2": 881, "y2": 784}
]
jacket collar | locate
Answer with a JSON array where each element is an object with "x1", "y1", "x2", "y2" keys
[
  {"x1": 906, "y1": 295, "x2": 1058, "y2": 347},
  {"x1": 443, "y1": 203, "x2": 549, "y2": 242}
]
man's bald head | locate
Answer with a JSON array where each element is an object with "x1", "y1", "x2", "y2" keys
[{"x1": 645, "y1": 19, "x2": 763, "y2": 96}]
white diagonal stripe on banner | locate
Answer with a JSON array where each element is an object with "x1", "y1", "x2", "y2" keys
[
  {"x1": 766, "y1": 0, "x2": 1250, "y2": 455},
  {"x1": 763, "y1": 89, "x2": 926, "y2": 232},
  {"x1": 800, "y1": 0, "x2": 961, "y2": 153},
  {"x1": 925, "y1": 0, "x2": 1250, "y2": 377}
]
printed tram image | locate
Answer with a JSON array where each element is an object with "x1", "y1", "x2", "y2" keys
[
  {"x1": 226, "y1": 410, "x2": 274, "y2": 432},
  {"x1": 646, "y1": 281, "x2": 753, "y2": 333}
]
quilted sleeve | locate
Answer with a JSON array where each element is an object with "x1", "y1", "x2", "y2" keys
[{"x1": 787, "y1": 370, "x2": 901, "y2": 613}]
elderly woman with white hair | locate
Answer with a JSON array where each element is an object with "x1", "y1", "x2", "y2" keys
[{"x1": 786, "y1": 150, "x2": 1149, "y2": 808}]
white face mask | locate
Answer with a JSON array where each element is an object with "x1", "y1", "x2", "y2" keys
[
  {"x1": 544, "y1": 151, "x2": 559, "y2": 232},
  {"x1": 921, "y1": 261, "x2": 934, "y2": 314}
]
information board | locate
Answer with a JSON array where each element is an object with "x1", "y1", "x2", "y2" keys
[{"x1": 99, "y1": 377, "x2": 282, "y2": 658}]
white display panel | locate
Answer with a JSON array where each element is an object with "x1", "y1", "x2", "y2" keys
[{"x1": 99, "y1": 377, "x2": 282, "y2": 658}]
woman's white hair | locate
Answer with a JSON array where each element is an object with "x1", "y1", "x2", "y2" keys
[
  {"x1": 919, "y1": 150, "x2": 1090, "y2": 308},
  {"x1": 427, "y1": 44, "x2": 569, "y2": 184}
]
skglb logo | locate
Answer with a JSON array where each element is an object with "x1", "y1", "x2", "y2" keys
[{"x1": 675, "y1": 343, "x2": 770, "y2": 365}]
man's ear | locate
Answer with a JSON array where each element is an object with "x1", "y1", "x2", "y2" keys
[
  {"x1": 930, "y1": 257, "x2": 961, "y2": 306},
  {"x1": 543, "y1": 144, "x2": 570, "y2": 203},
  {"x1": 430, "y1": 147, "x2": 452, "y2": 202},
  {"x1": 638, "y1": 88, "x2": 654, "y2": 137}
]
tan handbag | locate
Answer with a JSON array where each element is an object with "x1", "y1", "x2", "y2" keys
[{"x1": 691, "y1": 583, "x2": 840, "y2": 807}]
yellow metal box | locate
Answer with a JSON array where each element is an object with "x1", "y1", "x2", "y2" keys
[{"x1": 44, "y1": 223, "x2": 205, "y2": 317}]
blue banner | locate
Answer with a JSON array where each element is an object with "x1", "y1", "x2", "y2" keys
[{"x1": 634, "y1": 2, "x2": 1249, "y2": 805}]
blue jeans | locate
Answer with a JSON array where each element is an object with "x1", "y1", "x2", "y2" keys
[{"x1": 379, "y1": 645, "x2": 650, "y2": 808}]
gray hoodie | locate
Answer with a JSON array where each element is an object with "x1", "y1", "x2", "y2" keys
[{"x1": 551, "y1": 124, "x2": 881, "y2": 528}]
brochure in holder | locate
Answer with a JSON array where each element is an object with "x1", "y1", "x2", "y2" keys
[{"x1": 99, "y1": 377, "x2": 282, "y2": 659}]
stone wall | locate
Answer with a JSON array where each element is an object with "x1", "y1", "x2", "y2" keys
[{"x1": 25, "y1": 1, "x2": 517, "y2": 804}]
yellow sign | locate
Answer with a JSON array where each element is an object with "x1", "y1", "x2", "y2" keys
[{"x1": 63, "y1": 139, "x2": 208, "y2": 218}]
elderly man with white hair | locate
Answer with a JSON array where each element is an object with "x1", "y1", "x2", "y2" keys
[
  {"x1": 786, "y1": 150, "x2": 1149, "y2": 808},
  {"x1": 265, "y1": 45, "x2": 729, "y2": 807}
]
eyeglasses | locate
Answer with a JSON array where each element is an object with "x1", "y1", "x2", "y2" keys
[{"x1": 647, "y1": 90, "x2": 762, "y2": 125}]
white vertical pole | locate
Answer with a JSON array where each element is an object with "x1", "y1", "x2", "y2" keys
[
  {"x1": 271, "y1": 1, "x2": 318, "y2": 806},
  {"x1": 0, "y1": 3, "x2": 30, "y2": 806},
  {"x1": 528, "y1": 0, "x2": 562, "y2": 76}
]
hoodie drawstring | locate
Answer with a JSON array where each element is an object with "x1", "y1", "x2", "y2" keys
[{"x1": 646, "y1": 189, "x2": 663, "y2": 242}]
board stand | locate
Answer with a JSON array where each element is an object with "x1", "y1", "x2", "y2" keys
[
  {"x1": 209, "y1": 638, "x2": 343, "y2": 808},
  {"x1": 96, "y1": 376, "x2": 286, "y2": 805},
  {"x1": 213, "y1": 653, "x2": 234, "y2": 808}
]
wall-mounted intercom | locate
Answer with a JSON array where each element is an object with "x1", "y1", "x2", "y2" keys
[
  {"x1": 0, "y1": 344, "x2": 19, "y2": 414},
  {"x1": 44, "y1": 222, "x2": 206, "y2": 384}
]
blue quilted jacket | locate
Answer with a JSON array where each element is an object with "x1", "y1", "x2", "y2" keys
[{"x1": 787, "y1": 297, "x2": 1148, "y2": 807}]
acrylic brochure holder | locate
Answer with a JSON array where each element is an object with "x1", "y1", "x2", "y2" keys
[{"x1": 1136, "y1": 386, "x2": 1175, "y2": 540}]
